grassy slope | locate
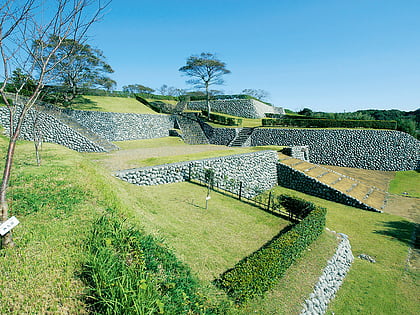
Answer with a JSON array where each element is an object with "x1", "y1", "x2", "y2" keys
[
  {"x1": 0, "y1": 140, "x2": 102, "y2": 314},
  {"x1": 389, "y1": 170, "x2": 420, "y2": 198},
  {"x1": 70, "y1": 95, "x2": 159, "y2": 114},
  {"x1": 0, "y1": 134, "x2": 418, "y2": 314},
  {"x1": 265, "y1": 186, "x2": 419, "y2": 315}
]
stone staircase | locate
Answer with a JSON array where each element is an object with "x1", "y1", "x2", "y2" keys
[
  {"x1": 228, "y1": 127, "x2": 255, "y2": 147},
  {"x1": 278, "y1": 153, "x2": 388, "y2": 211},
  {"x1": 36, "y1": 105, "x2": 119, "y2": 152},
  {"x1": 175, "y1": 113, "x2": 209, "y2": 145}
]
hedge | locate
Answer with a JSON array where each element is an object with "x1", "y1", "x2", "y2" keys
[
  {"x1": 262, "y1": 118, "x2": 397, "y2": 130},
  {"x1": 214, "y1": 195, "x2": 326, "y2": 303},
  {"x1": 202, "y1": 111, "x2": 243, "y2": 126}
]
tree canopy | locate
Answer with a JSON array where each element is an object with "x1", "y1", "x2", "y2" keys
[
  {"x1": 35, "y1": 36, "x2": 115, "y2": 103},
  {"x1": 179, "y1": 53, "x2": 230, "y2": 116},
  {"x1": 122, "y1": 84, "x2": 155, "y2": 94}
]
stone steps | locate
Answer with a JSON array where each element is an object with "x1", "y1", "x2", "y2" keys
[
  {"x1": 228, "y1": 127, "x2": 254, "y2": 147},
  {"x1": 278, "y1": 153, "x2": 387, "y2": 211}
]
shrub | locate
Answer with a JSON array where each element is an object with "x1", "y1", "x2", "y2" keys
[
  {"x1": 83, "y1": 211, "x2": 222, "y2": 314},
  {"x1": 202, "y1": 111, "x2": 242, "y2": 126},
  {"x1": 262, "y1": 118, "x2": 397, "y2": 130},
  {"x1": 214, "y1": 196, "x2": 326, "y2": 303}
]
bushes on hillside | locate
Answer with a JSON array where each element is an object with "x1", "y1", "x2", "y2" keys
[
  {"x1": 214, "y1": 195, "x2": 326, "y2": 303},
  {"x1": 83, "y1": 210, "x2": 225, "y2": 314}
]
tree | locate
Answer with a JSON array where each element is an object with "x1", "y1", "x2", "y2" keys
[
  {"x1": 157, "y1": 84, "x2": 185, "y2": 97},
  {"x1": 179, "y1": 53, "x2": 230, "y2": 118},
  {"x1": 122, "y1": 84, "x2": 155, "y2": 94},
  {"x1": 241, "y1": 88, "x2": 270, "y2": 101},
  {"x1": 0, "y1": 0, "x2": 110, "y2": 248},
  {"x1": 298, "y1": 108, "x2": 313, "y2": 116},
  {"x1": 37, "y1": 36, "x2": 114, "y2": 102}
]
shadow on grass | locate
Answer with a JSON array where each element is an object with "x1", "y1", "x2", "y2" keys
[
  {"x1": 71, "y1": 96, "x2": 99, "y2": 111},
  {"x1": 374, "y1": 220, "x2": 418, "y2": 249}
]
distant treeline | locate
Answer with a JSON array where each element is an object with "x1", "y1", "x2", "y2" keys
[{"x1": 291, "y1": 108, "x2": 419, "y2": 139}]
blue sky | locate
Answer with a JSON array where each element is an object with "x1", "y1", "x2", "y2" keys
[{"x1": 89, "y1": 0, "x2": 420, "y2": 112}]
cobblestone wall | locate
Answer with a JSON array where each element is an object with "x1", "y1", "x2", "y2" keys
[
  {"x1": 253, "y1": 128, "x2": 420, "y2": 171},
  {"x1": 187, "y1": 99, "x2": 284, "y2": 119},
  {"x1": 300, "y1": 232, "x2": 354, "y2": 315},
  {"x1": 0, "y1": 106, "x2": 105, "y2": 152},
  {"x1": 115, "y1": 150, "x2": 278, "y2": 199},
  {"x1": 200, "y1": 122, "x2": 237, "y2": 146},
  {"x1": 65, "y1": 110, "x2": 174, "y2": 141}
]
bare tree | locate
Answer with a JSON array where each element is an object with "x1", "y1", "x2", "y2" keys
[{"x1": 0, "y1": 0, "x2": 110, "y2": 248}]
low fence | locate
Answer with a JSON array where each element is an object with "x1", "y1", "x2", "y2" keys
[{"x1": 186, "y1": 164, "x2": 298, "y2": 220}]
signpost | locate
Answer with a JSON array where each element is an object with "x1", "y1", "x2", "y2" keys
[{"x1": 0, "y1": 216, "x2": 20, "y2": 236}]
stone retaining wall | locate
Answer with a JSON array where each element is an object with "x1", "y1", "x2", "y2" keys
[
  {"x1": 252, "y1": 128, "x2": 420, "y2": 171},
  {"x1": 0, "y1": 106, "x2": 105, "y2": 152},
  {"x1": 200, "y1": 122, "x2": 237, "y2": 146},
  {"x1": 115, "y1": 150, "x2": 278, "y2": 199},
  {"x1": 65, "y1": 110, "x2": 174, "y2": 141},
  {"x1": 300, "y1": 233, "x2": 354, "y2": 315},
  {"x1": 277, "y1": 163, "x2": 381, "y2": 212},
  {"x1": 188, "y1": 99, "x2": 284, "y2": 119}
]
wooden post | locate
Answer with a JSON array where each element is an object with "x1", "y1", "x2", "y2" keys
[
  {"x1": 267, "y1": 192, "x2": 272, "y2": 212},
  {"x1": 188, "y1": 163, "x2": 191, "y2": 181},
  {"x1": 239, "y1": 182, "x2": 243, "y2": 200}
]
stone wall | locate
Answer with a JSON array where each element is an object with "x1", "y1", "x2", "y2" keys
[
  {"x1": 65, "y1": 110, "x2": 174, "y2": 141},
  {"x1": 0, "y1": 106, "x2": 105, "y2": 152},
  {"x1": 252, "y1": 128, "x2": 420, "y2": 171},
  {"x1": 277, "y1": 163, "x2": 381, "y2": 212},
  {"x1": 115, "y1": 150, "x2": 278, "y2": 199},
  {"x1": 300, "y1": 233, "x2": 354, "y2": 315},
  {"x1": 187, "y1": 99, "x2": 284, "y2": 119},
  {"x1": 200, "y1": 122, "x2": 237, "y2": 146}
]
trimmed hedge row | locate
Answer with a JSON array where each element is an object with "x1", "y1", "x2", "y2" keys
[
  {"x1": 202, "y1": 111, "x2": 243, "y2": 126},
  {"x1": 262, "y1": 118, "x2": 397, "y2": 130},
  {"x1": 214, "y1": 195, "x2": 326, "y2": 303}
]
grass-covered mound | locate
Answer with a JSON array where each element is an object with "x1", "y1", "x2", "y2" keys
[{"x1": 70, "y1": 95, "x2": 159, "y2": 114}]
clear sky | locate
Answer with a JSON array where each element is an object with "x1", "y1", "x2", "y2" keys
[{"x1": 88, "y1": 0, "x2": 420, "y2": 112}]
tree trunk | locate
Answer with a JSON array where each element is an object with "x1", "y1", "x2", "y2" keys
[
  {"x1": 1, "y1": 137, "x2": 18, "y2": 248},
  {"x1": 205, "y1": 82, "x2": 210, "y2": 119}
]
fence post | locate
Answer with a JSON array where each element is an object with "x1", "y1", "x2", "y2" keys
[
  {"x1": 188, "y1": 163, "x2": 191, "y2": 181},
  {"x1": 239, "y1": 182, "x2": 243, "y2": 200},
  {"x1": 267, "y1": 192, "x2": 272, "y2": 212}
]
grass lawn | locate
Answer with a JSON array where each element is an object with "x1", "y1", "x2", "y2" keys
[
  {"x1": 123, "y1": 182, "x2": 290, "y2": 282},
  {"x1": 0, "y1": 133, "x2": 418, "y2": 314},
  {"x1": 263, "y1": 186, "x2": 419, "y2": 315},
  {"x1": 70, "y1": 95, "x2": 159, "y2": 114},
  {"x1": 0, "y1": 140, "x2": 103, "y2": 314},
  {"x1": 389, "y1": 170, "x2": 420, "y2": 198}
]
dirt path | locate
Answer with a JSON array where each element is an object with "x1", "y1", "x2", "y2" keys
[{"x1": 94, "y1": 144, "x2": 234, "y2": 171}]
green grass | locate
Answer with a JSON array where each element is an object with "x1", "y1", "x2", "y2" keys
[
  {"x1": 388, "y1": 170, "x2": 420, "y2": 198},
  {"x1": 0, "y1": 133, "x2": 418, "y2": 314},
  {"x1": 70, "y1": 95, "x2": 159, "y2": 114},
  {"x1": 0, "y1": 141, "x2": 101, "y2": 314},
  {"x1": 129, "y1": 148, "x2": 254, "y2": 167},
  {"x1": 115, "y1": 181, "x2": 290, "y2": 282},
  {"x1": 260, "y1": 186, "x2": 419, "y2": 315},
  {"x1": 113, "y1": 136, "x2": 186, "y2": 150}
]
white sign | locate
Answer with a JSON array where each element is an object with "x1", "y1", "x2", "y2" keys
[
  {"x1": 206, "y1": 196, "x2": 211, "y2": 200},
  {"x1": 0, "y1": 216, "x2": 20, "y2": 236}
]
